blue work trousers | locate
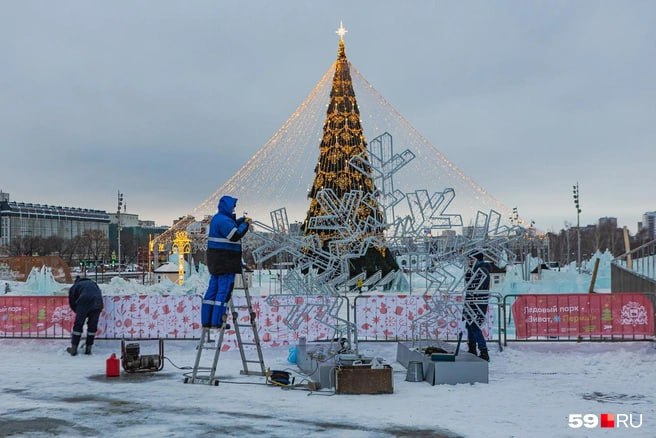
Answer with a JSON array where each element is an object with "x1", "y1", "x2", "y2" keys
[
  {"x1": 71, "y1": 308, "x2": 101, "y2": 347},
  {"x1": 201, "y1": 273, "x2": 235, "y2": 327},
  {"x1": 466, "y1": 322, "x2": 487, "y2": 350}
]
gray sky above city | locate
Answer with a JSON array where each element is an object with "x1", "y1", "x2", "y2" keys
[{"x1": 1, "y1": 1, "x2": 654, "y2": 232}]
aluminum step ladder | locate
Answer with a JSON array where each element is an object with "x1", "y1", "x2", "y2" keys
[{"x1": 184, "y1": 270, "x2": 266, "y2": 386}]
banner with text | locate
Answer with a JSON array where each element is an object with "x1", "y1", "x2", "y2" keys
[
  {"x1": 512, "y1": 293, "x2": 654, "y2": 339},
  {"x1": 0, "y1": 296, "x2": 73, "y2": 336}
]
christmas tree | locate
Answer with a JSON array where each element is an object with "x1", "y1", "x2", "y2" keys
[
  {"x1": 601, "y1": 305, "x2": 612, "y2": 322},
  {"x1": 303, "y1": 23, "x2": 398, "y2": 279}
]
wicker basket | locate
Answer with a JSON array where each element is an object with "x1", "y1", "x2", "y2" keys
[{"x1": 335, "y1": 365, "x2": 393, "y2": 394}]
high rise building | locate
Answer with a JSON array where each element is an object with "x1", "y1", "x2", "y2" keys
[{"x1": 641, "y1": 211, "x2": 656, "y2": 239}]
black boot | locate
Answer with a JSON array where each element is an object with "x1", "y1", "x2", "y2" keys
[
  {"x1": 66, "y1": 346, "x2": 78, "y2": 356},
  {"x1": 467, "y1": 342, "x2": 477, "y2": 356},
  {"x1": 479, "y1": 348, "x2": 490, "y2": 362},
  {"x1": 85, "y1": 333, "x2": 95, "y2": 355}
]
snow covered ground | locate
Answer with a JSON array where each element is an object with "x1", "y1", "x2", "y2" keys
[{"x1": 1, "y1": 338, "x2": 654, "y2": 437}]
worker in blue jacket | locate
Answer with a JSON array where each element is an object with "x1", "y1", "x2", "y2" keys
[
  {"x1": 67, "y1": 276, "x2": 104, "y2": 356},
  {"x1": 464, "y1": 252, "x2": 491, "y2": 361},
  {"x1": 202, "y1": 195, "x2": 251, "y2": 328}
]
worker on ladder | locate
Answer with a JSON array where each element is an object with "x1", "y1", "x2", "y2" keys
[{"x1": 202, "y1": 195, "x2": 251, "y2": 329}]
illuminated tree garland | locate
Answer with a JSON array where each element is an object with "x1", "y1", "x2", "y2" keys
[{"x1": 302, "y1": 28, "x2": 397, "y2": 277}]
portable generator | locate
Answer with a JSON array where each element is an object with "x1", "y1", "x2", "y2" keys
[{"x1": 120, "y1": 339, "x2": 165, "y2": 373}]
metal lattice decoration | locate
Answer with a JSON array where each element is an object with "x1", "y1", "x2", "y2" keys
[{"x1": 245, "y1": 131, "x2": 526, "y2": 348}]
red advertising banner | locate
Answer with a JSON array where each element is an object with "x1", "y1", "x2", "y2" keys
[
  {"x1": 0, "y1": 296, "x2": 74, "y2": 335},
  {"x1": 512, "y1": 294, "x2": 654, "y2": 339}
]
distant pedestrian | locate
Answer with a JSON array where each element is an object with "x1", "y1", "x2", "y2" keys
[
  {"x1": 464, "y1": 252, "x2": 491, "y2": 361},
  {"x1": 67, "y1": 276, "x2": 103, "y2": 356},
  {"x1": 201, "y1": 195, "x2": 251, "y2": 329},
  {"x1": 4, "y1": 282, "x2": 9, "y2": 294}
]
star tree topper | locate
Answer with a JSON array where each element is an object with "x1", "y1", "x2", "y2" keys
[{"x1": 336, "y1": 21, "x2": 348, "y2": 40}]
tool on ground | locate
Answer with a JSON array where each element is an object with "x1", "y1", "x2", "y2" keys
[
  {"x1": 430, "y1": 332, "x2": 463, "y2": 362},
  {"x1": 121, "y1": 339, "x2": 165, "y2": 373},
  {"x1": 266, "y1": 369, "x2": 294, "y2": 387}
]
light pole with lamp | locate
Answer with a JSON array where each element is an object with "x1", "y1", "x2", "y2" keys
[
  {"x1": 509, "y1": 207, "x2": 519, "y2": 225},
  {"x1": 573, "y1": 183, "x2": 582, "y2": 274},
  {"x1": 117, "y1": 191, "x2": 123, "y2": 278}
]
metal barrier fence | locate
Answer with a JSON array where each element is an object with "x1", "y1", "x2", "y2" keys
[
  {"x1": 612, "y1": 239, "x2": 656, "y2": 284},
  {"x1": 502, "y1": 293, "x2": 655, "y2": 345},
  {"x1": 255, "y1": 294, "x2": 350, "y2": 346},
  {"x1": 611, "y1": 239, "x2": 656, "y2": 294},
  {"x1": 353, "y1": 294, "x2": 503, "y2": 350},
  {"x1": 0, "y1": 295, "x2": 202, "y2": 340},
  {"x1": 611, "y1": 264, "x2": 656, "y2": 294},
  {"x1": 0, "y1": 295, "x2": 71, "y2": 338},
  {"x1": 0, "y1": 293, "x2": 346, "y2": 350},
  {"x1": 8, "y1": 293, "x2": 650, "y2": 347}
]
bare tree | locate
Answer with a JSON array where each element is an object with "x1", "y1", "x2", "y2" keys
[
  {"x1": 44, "y1": 236, "x2": 65, "y2": 256},
  {"x1": 80, "y1": 230, "x2": 109, "y2": 262},
  {"x1": 8, "y1": 236, "x2": 33, "y2": 256},
  {"x1": 119, "y1": 230, "x2": 136, "y2": 264},
  {"x1": 61, "y1": 236, "x2": 83, "y2": 264}
]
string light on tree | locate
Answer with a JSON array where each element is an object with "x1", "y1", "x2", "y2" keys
[{"x1": 303, "y1": 23, "x2": 398, "y2": 277}]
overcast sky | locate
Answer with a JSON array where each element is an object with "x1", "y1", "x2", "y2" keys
[{"x1": 1, "y1": 1, "x2": 654, "y2": 233}]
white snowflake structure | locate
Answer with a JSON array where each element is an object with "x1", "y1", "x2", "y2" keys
[{"x1": 245, "y1": 132, "x2": 526, "y2": 345}]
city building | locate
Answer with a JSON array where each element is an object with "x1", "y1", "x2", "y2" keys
[
  {"x1": 0, "y1": 191, "x2": 166, "y2": 266},
  {"x1": 0, "y1": 191, "x2": 109, "y2": 247},
  {"x1": 640, "y1": 211, "x2": 656, "y2": 240},
  {"x1": 109, "y1": 212, "x2": 139, "y2": 227},
  {"x1": 598, "y1": 217, "x2": 618, "y2": 228},
  {"x1": 107, "y1": 212, "x2": 168, "y2": 266}
]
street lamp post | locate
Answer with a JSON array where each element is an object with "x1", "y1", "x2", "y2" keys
[
  {"x1": 117, "y1": 191, "x2": 123, "y2": 278},
  {"x1": 573, "y1": 183, "x2": 582, "y2": 274}
]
